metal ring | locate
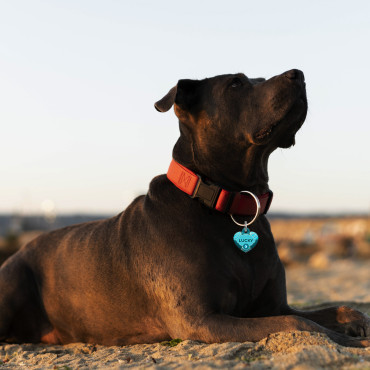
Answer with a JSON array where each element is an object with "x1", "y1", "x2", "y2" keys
[{"x1": 230, "y1": 191, "x2": 261, "y2": 227}]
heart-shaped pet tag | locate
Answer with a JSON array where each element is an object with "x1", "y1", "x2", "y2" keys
[{"x1": 233, "y1": 228, "x2": 258, "y2": 253}]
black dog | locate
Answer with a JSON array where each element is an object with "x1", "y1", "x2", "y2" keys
[{"x1": 0, "y1": 70, "x2": 369, "y2": 347}]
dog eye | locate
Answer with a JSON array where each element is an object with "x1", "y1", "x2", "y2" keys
[{"x1": 231, "y1": 78, "x2": 242, "y2": 88}]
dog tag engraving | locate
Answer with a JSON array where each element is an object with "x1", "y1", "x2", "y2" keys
[{"x1": 233, "y1": 228, "x2": 258, "y2": 253}]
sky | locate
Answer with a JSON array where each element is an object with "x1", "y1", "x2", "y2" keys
[{"x1": 1, "y1": 0, "x2": 369, "y2": 215}]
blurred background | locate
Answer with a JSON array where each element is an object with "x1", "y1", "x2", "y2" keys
[{"x1": 0, "y1": 1, "x2": 369, "y2": 280}]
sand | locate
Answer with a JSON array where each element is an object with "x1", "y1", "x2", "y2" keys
[{"x1": 0, "y1": 259, "x2": 369, "y2": 369}]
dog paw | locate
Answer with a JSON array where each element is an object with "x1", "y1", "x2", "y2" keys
[
  {"x1": 328, "y1": 331, "x2": 370, "y2": 348},
  {"x1": 345, "y1": 336, "x2": 370, "y2": 348},
  {"x1": 336, "y1": 306, "x2": 370, "y2": 337}
]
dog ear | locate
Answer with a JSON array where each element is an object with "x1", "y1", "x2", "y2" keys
[
  {"x1": 174, "y1": 79, "x2": 201, "y2": 111},
  {"x1": 154, "y1": 86, "x2": 178, "y2": 112},
  {"x1": 154, "y1": 79, "x2": 201, "y2": 113}
]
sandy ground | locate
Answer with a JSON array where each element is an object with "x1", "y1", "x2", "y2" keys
[{"x1": 0, "y1": 259, "x2": 369, "y2": 369}]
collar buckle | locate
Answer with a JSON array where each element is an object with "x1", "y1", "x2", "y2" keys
[{"x1": 191, "y1": 177, "x2": 221, "y2": 209}]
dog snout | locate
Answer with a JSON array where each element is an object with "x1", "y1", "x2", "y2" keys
[{"x1": 284, "y1": 69, "x2": 305, "y2": 83}]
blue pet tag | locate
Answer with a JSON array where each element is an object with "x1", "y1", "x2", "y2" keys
[{"x1": 233, "y1": 227, "x2": 259, "y2": 253}]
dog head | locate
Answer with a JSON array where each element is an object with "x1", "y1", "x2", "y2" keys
[{"x1": 155, "y1": 70, "x2": 307, "y2": 190}]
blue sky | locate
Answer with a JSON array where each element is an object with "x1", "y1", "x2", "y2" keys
[{"x1": 1, "y1": 0, "x2": 369, "y2": 214}]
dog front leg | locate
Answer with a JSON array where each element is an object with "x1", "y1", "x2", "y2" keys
[
  {"x1": 168, "y1": 313, "x2": 370, "y2": 348},
  {"x1": 283, "y1": 305, "x2": 370, "y2": 338}
]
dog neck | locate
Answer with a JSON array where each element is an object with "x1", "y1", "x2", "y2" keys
[{"x1": 172, "y1": 133, "x2": 273, "y2": 195}]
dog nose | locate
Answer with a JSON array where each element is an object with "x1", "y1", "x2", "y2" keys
[{"x1": 284, "y1": 69, "x2": 305, "y2": 82}]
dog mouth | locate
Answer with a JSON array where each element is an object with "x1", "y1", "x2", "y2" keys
[
  {"x1": 254, "y1": 120, "x2": 281, "y2": 141},
  {"x1": 254, "y1": 97, "x2": 307, "y2": 145}
]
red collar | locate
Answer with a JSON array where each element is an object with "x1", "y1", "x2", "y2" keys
[{"x1": 167, "y1": 159, "x2": 273, "y2": 216}]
